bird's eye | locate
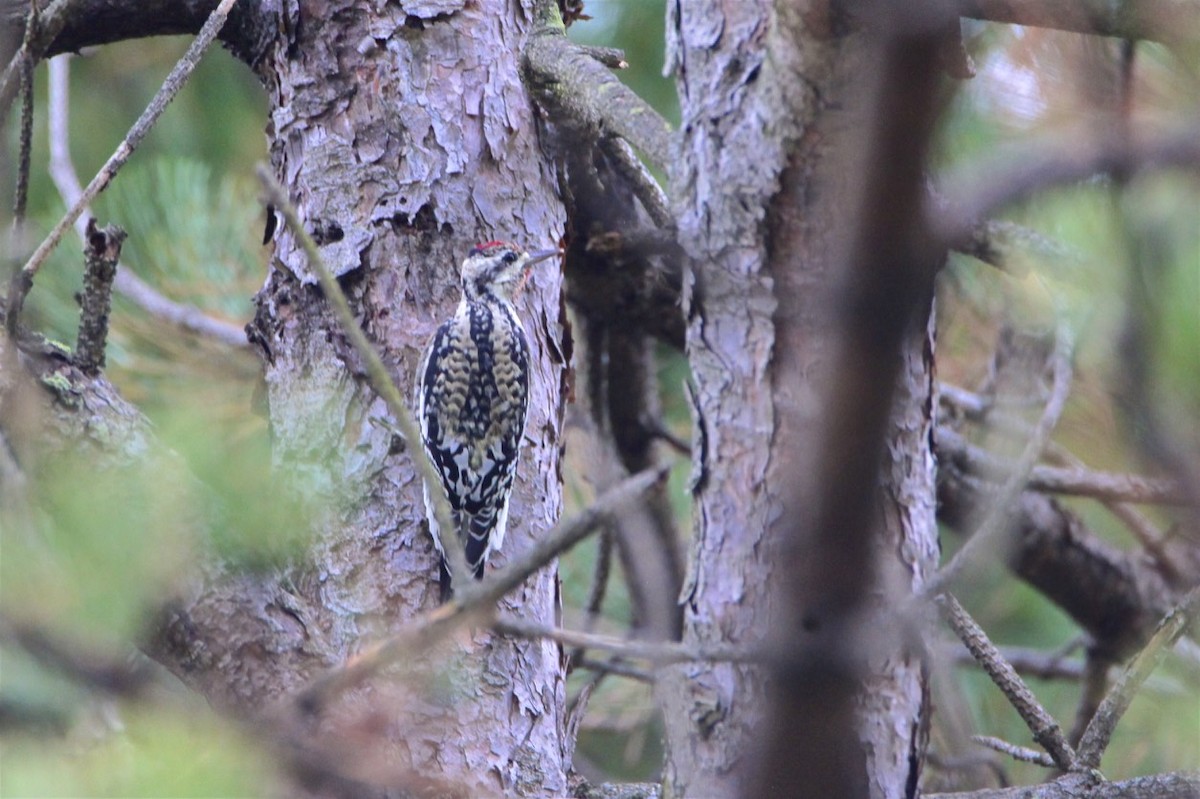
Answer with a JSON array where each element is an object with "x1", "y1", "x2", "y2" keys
[{"x1": 502, "y1": 252, "x2": 518, "y2": 264}]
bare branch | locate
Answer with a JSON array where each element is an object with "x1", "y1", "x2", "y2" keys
[
  {"x1": 6, "y1": 0, "x2": 239, "y2": 332},
  {"x1": 574, "y1": 656, "x2": 653, "y2": 683},
  {"x1": 939, "y1": 594, "x2": 1078, "y2": 771},
  {"x1": 493, "y1": 616, "x2": 757, "y2": 666},
  {"x1": 971, "y1": 735, "x2": 1056, "y2": 768},
  {"x1": 939, "y1": 460, "x2": 1181, "y2": 659},
  {"x1": 1076, "y1": 587, "x2": 1200, "y2": 768},
  {"x1": 939, "y1": 426, "x2": 1191, "y2": 506},
  {"x1": 951, "y1": 644, "x2": 1086, "y2": 681},
  {"x1": 290, "y1": 465, "x2": 668, "y2": 715}
]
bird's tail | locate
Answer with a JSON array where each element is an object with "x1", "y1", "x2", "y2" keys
[{"x1": 438, "y1": 514, "x2": 491, "y2": 602}]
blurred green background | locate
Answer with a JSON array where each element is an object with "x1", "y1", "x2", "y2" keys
[{"x1": 2, "y1": 5, "x2": 1198, "y2": 796}]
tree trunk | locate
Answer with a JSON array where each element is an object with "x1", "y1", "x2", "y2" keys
[
  {"x1": 658, "y1": 3, "x2": 938, "y2": 797},
  {"x1": 149, "y1": 2, "x2": 572, "y2": 795}
]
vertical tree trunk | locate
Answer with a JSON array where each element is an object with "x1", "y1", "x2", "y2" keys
[
  {"x1": 658, "y1": 3, "x2": 938, "y2": 797},
  {"x1": 150, "y1": 2, "x2": 571, "y2": 795}
]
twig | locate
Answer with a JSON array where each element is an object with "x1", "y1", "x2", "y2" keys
[
  {"x1": 577, "y1": 45, "x2": 627, "y2": 70},
  {"x1": 6, "y1": 0, "x2": 239, "y2": 331},
  {"x1": 938, "y1": 594, "x2": 1079, "y2": 771},
  {"x1": 925, "y1": 323, "x2": 1075, "y2": 597},
  {"x1": 493, "y1": 616, "x2": 758, "y2": 665},
  {"x1": 46, "y1": 56, "x2": 248, "y2": 349},
  {"x1": 1076, "y1": 587, "x2": 1200, "y2": 768},
  {"x1": 291, "y1": 465, "x2": 668, "y2": 714},
  {"x1": 254, "y1": 166, "x2": 471, "y2": 591},
  {"x1": 1068, "y1": 651, "x2": 1111, "y2": 745},
  {"x1": 951, "y1": 644, "x2": 1086, "y2": 681},
  {"x1": 570, "y1": 529, "x2": 614, "y2": 671},
  {"x1": 938, "y1": 426, "x2": 1190, "y2": 507},
  {"x1": 971, "y1": 735, "x2": 1057, "y2": 768},
  {"x1": 574, "y1": 655, "x2": 653, "y2": 683},
  {"x1": 74, "y1": 220, "x2": 126, "y2": 373}
]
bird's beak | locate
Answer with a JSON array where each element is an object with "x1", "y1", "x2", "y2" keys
[{"x1": 525, "y1": 248, "x2": 561, "y2": 267}]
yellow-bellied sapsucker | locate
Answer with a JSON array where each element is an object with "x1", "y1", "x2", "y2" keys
[{"x1": 416, "y1": 241, "x2": 558, "y2": 600}]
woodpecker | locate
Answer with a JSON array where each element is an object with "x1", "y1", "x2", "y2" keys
[{"x1": 416, "y1": 241, "x2": 559, "y2": 601}]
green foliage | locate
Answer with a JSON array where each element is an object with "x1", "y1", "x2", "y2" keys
[{"x1": 0, "y1": 705, "x2": 273, "y2": 797}]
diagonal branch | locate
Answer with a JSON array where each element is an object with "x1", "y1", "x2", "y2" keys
[
  {"x1": 938, "y1": 594, "x2": 1079, "y2": 771},
  {"x1": 937, "y1": 426, "x2": 1190, "y2": 506},
  {"x1": 290, "y1": 464, "x2": 668, "y2": 715},
  {"x1": 1076, "y1": 587, "x2": 1200, "y2": 768}
]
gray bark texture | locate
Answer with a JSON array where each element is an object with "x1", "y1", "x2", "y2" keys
[
  {"x1": 658, "y1": 3, "x2": 938, "y2": 798},
  {"x1": 145, "y1": 1, "x2": 572, "y2": 796}
]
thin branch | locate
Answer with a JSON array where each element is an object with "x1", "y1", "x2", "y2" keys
[
  {"x1": 938, "y1": 426, "x2": 1190, "y2": 507},
  {"x1": 971, "y1": 735, "x2": 1056, "y2": 768},
  {"x1": 255, "y1": 166, "x2": 470, "y2": 591},
  {"x1": 952, "y1": 644, "x2": 1086, "y2": 681},
  {"x1": 493, "y1": 616, "x2": 758, "y2": 666},
  {"x1": 926, "y1": 323, "x2": 1075, "y2": 597},
  {"x1": 1076, "y1": 587, "x2": 1200, "y2": 768},
  {"x1": 938, "y1": 594, "x2": 1079, "y2": 771},
  {"x1": 1068, "y1": 651, "x2": 1111, "y2": 745},
  {"x1": 569, "y1": 529, "x2": 614, "y2": 671},
  {"x1": 574, "y1": 655, "x2": 653, "y2": 683},
  {"x1": 6, "y1": 0, "x2": 238, "y2": 332},
  {"x1": 46, "y1": 56, "x2": 248, "y2": 349},
  {"x1": 290, "y1": 465, "x2": 668, "y2": 715}
]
